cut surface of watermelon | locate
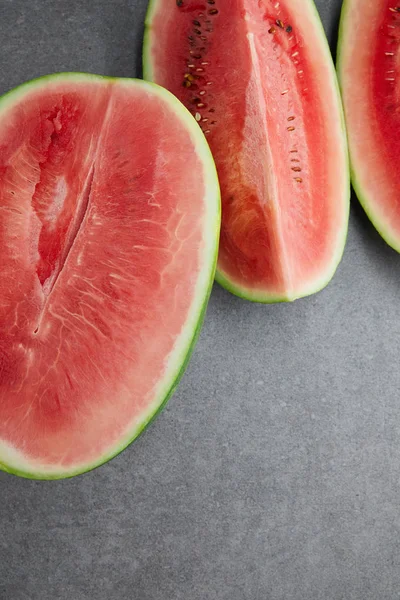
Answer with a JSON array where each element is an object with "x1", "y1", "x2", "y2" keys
[
  {"x1": 338, "y1": 0, "x2": 400, "y2": 251},
  {"x1": 144, "y1": 0, "x2": 349, "y2": 302},
  {"x1": 0, "y1": 73, "x2": 220, "y2": 479}
]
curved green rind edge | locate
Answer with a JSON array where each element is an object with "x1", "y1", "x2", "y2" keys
[
  {"x1": 0, "y1": 278, "x2": 216, "y2": 481},
  {"x1": 337, "y1": 0, "x2": 400, "y2": 254},
  {"x1": 143, "y1": 0, "x2": 350, "y2": 304},
  {"x1": 0, "y1": 72, "x2": 221, "y2": 480}
]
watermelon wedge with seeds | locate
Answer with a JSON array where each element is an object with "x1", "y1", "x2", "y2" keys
[
  {"x1": 143, "y1": 0, "x2": 350, "y2": 302},
  {"x1": 0, "y1": 73, "x2": 220, "y2": 479}
]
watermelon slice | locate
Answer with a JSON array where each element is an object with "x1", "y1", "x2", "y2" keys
[
  {"x1": 143, "y1": 0, "x2": 349, "y2": 302},
  {"x1": 338, "y1": 0, "x2": 400, "y2": 251},
  {"x1": 0, "y1": 73, "x2": 220, "y2": 479}
]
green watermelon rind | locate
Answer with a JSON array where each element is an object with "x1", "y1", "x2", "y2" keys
[
  {"x1": 0, "y1": 72, "x2": 221, "y2": 480},
  {"x1": 143, "y1": 0, "x2": 350, "y2": 304},
  {"x1": 337, "y1": 0, "x2": 400, "y2": 254}
]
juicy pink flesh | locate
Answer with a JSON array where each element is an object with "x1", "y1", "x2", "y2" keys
[
  {"x1": 149, "y1": 0, "x2": 347, "y2": 297},
  {"x1": 341, "y1": 0, "x2": 400, "y2": 239},
  {"x1": 0, "y1": 80, "x2": 208, "y2": 469}
]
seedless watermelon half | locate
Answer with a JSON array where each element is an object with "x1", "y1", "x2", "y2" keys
[
  {"x1": 144, "y1": 0, "x2": 349, "y2": 302},
  {"x1": 338, "y1": 0, "x2": 400, "y2": 251},
  {"x1": 0, "y1": 73, "x2": 220, "y2": 479}
]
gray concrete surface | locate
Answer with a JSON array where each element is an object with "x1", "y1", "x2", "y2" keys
[{"x1": 1, "y1": 0, "x2": 399, "y2": 599}]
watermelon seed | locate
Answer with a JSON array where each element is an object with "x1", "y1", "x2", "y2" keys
[
  {"x1": 201, "y1": 61, "x2": 209, "y2": 65},
  {"x1": 294, "y1": 177, "x2": 303, "y2": 183},
  {"x1": 287, "y1": 126, "x2": 295, "y2": 131},
  {"x1": 197, "y1": 103, "x2": 205, "y2": 108},
  {"x1": 386, "y1": 77, "x2": 395, "y2": 81},
  {"x1": 193, "y1": 20, "x2": 201, "y2": 26},
  {"x1": 389, "y1": 7, "x2": 400, "y2": 12},
  {"x1": 199, "y1": 90, "x2": 206, "y2": 95},
  {"x1": 290, "y1": 149, "x2": 298, "y2": 153},
  {"x1": 204, "y1": 129, "x2": 211, "y2": 134},
  {"x1": 209, "y1": 107, "x2": 215, "y2": 112},
  {"x1": 194, "y1": 29, "x2": 202, "y2": 35},
  {"x1": 190, "y1": 51, "x2": 202, "y2": 58},
  {"x1": 269, "y1": 27, "x2": 276, "y2": 34},
  {"x1": 201, "y1": 36, "x2": 207, "y2": 40},
  {"x1": 281, "y1": 90, "x2": 289, "y2": 95},
  {"x1": 292, "y1": 167, "x2": 302, "y2": 172},
  {"x1": 176, "y1": 0, "x2": 183, "y2": 5},
  {"x1": 209, "y1": 9, "x2": 219, "y2": 15},
  {"x1": 207, "y1": 82, "x2": 213, "y2": 86},
  {"x1": 287, "y1": 116, "x2": 295, "y2": 121},
  {"x1": 276, "y1": 20, "x2": 284, "y2": 28},
  {"x1": 291, "y1": 159, "x2": 300, "y2": 162},
  {"x1": 211, "y1": 120, "x2": 216, "y2": 124},
  {"x1": 286, "y1": 25, "x2": 292, "y2": 33},
  {"x1": 292, "y1": 51, "x2": 299, "y2": 57},
  {"x1": 208, "y1": 0, "x2": 215, "y2": 3},
  {"x1": 195, "y1": 113, "x2": 201, "y2": 121},
  {"x1": 202, "y1": 118, "x2": 209, "y2": 122},
  {"x1": 188, "y1": 63, "x2": 195, "y2": 68},
  {"x1": 385, "y1": 52, "x2": 395, "y2": 55}
]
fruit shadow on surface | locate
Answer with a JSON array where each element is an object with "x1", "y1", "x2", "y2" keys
[
  {"x1": 316, "y1": 0, "x2": 342, "y2": 61},
  {"x1": 350, "y1": 190, "x2": 400, "y2": 284}
]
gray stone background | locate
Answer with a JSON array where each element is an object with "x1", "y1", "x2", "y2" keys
[{"x1": 1, "y1": 1, "x2": 399, "y2": 599}]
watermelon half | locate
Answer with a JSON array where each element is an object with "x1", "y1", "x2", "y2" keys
[
  {"x1": 338, "y1": 0, "x2": 400, "y2": 251},
  {"x1": 143, "y1": 0, "x2": 350, "y2": 302},
  {"x1": 0, "y1": 73, "x2": 220, "y2": 479}
]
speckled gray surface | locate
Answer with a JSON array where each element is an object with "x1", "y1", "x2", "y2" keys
[{"x1": 1, "y1": 1, "x2": 400, "y2": 599}]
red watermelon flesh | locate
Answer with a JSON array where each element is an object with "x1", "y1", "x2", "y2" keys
[
  {"x1": 338, "y1": 0, "x2": 400, "y2": 251},
  {"x1": 0, "y1": 74, "x2": 219, "y2": 479},
  {"x1": 144, "y1": 0, "x2": 349, "y2": 302}
]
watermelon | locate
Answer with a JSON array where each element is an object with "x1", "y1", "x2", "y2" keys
[
  {"x1": 338, "y1": 0, "x2": 400, "y2": 251},
  {"x1": 143, "y1": 0, "x2": 350, "y2": 302},
  {"x1": 0, "y1": 73, "x2": 220, "y2": 479}
]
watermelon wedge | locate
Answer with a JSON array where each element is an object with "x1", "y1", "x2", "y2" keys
[
  {"x1": 143, "y1": 0, "x2": 350, "y2": 302},
  {"x1": 0, "y1": 73, "x2": 220, "y2": 479},
  {"x1": 338, "y1": 0, "x2": 400, "y2": 251}
]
